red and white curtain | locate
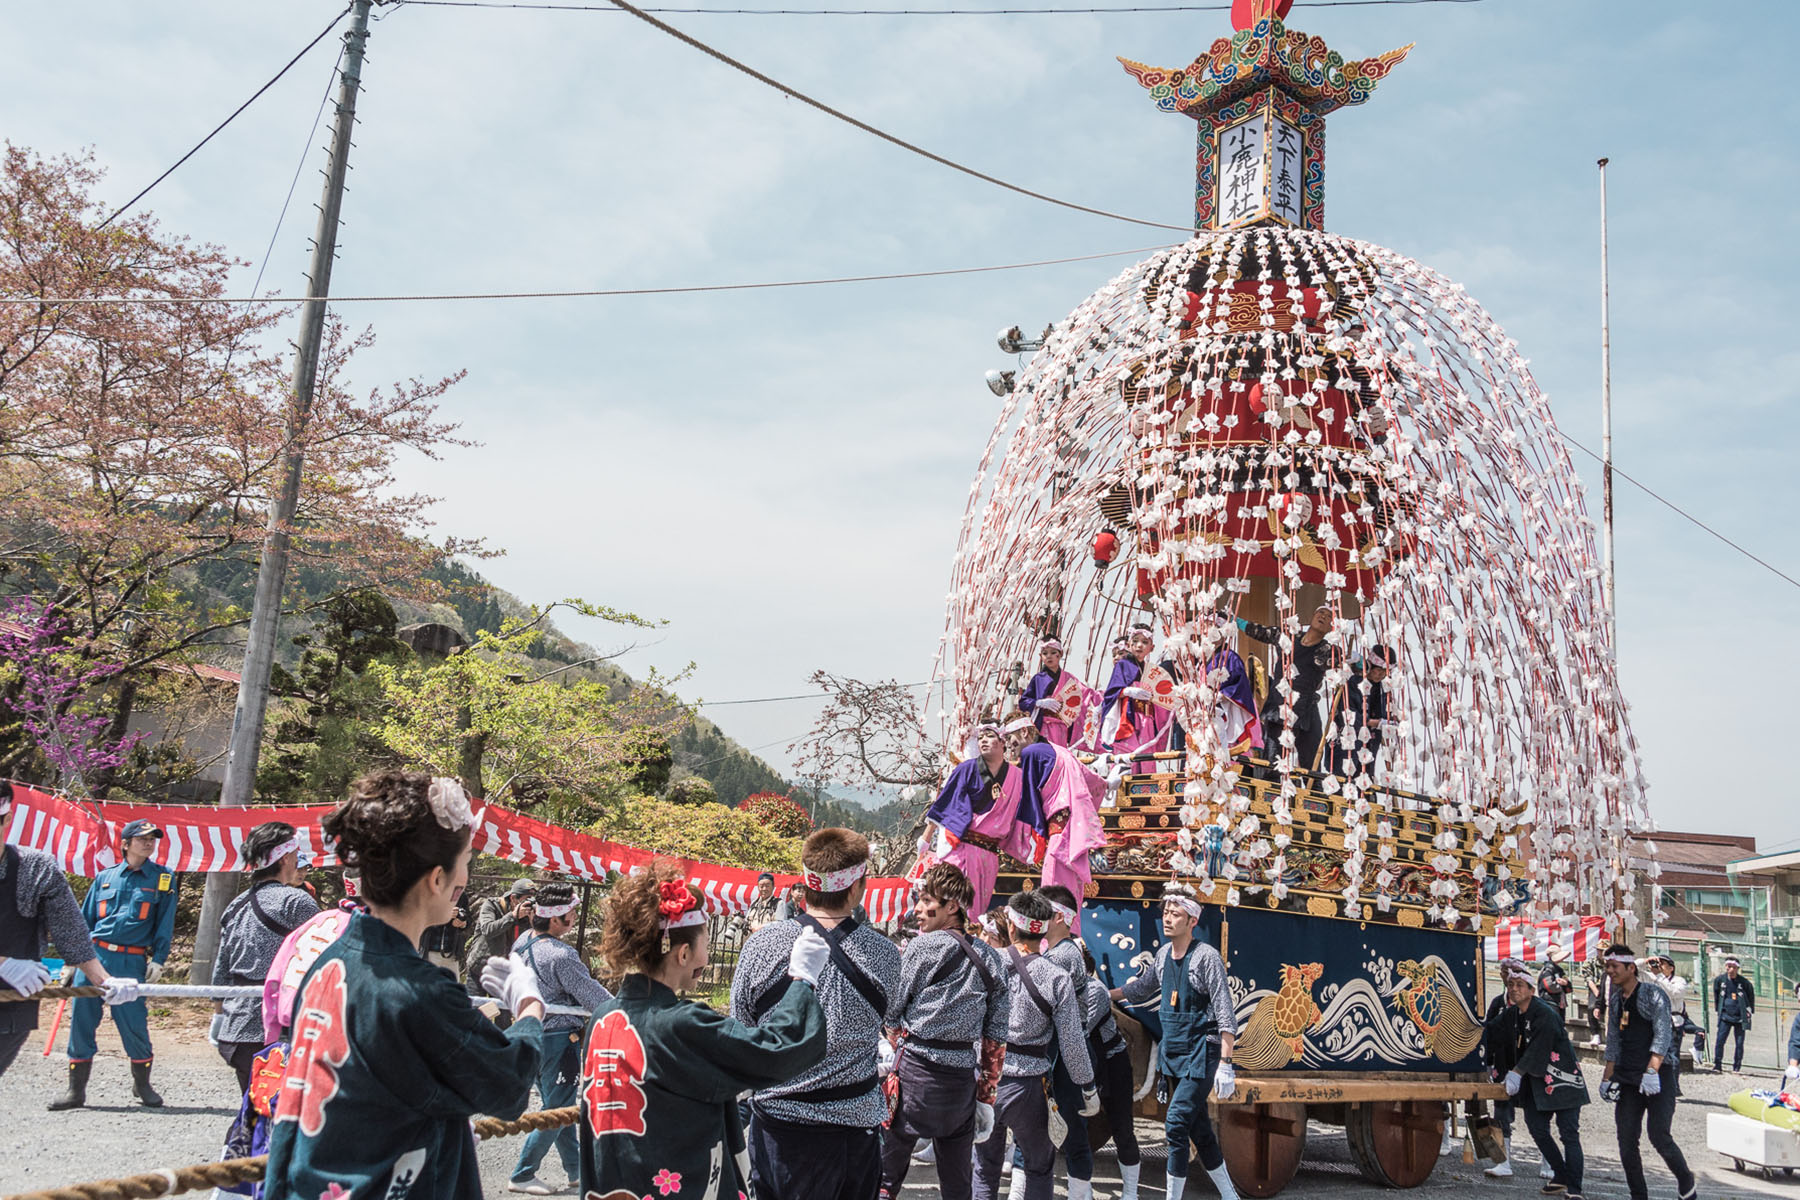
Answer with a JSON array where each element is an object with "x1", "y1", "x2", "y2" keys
[
  {"x1": 4, "y1": 783, "x2": 913, "y2": 919},
  {"x1": 1484, "y1": 916, "x2": 1611, "y2": 963}
]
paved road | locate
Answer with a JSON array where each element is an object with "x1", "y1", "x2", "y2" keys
[{"x1": 0, "y1": 1007, "x2": 1783, "y2": 1198}]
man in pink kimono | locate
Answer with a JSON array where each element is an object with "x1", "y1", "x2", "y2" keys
[{"x1": 926, "y1": 723, "x2": 1107, "y2": 918}]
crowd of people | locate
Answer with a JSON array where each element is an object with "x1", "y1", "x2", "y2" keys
[{"x1": 0, "y1": 768, "x2": 1793, "y2": 1200}]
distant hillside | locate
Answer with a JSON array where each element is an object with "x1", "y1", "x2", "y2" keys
[{"x1": 185, "y1": 557, "x2": 896, "y2": 830}]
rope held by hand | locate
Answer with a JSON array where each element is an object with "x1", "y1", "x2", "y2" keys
[{"x1": 0, "y1": 1109, "x2": 580, "y2": 1199}]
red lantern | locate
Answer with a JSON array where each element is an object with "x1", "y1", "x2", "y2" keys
[{"x1": 1092, "y1": 529, "x2": 1119, "y2": 569}]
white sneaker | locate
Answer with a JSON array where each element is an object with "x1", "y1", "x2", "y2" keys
[
  {"x1": 1485, "y1": 1160, "x2": 1514, "y2": 1179},
  {"x1": 1540, "y1": 1158, "x2": 1555, "y2": 1180},
  {"x1": 507, "y1": 1183, "x2": 555, "y2": 1196}
]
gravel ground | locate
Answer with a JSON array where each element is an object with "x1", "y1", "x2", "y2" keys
[{"x1": 0, "y1": 1006, "x2": 1790, "y2": 1199}]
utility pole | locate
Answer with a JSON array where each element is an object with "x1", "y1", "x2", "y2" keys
[
  {"x1": 1597, "y1": 157, "x2": 1617, "y2": 655},
  {"x1": 190, "y1": 0, "x2": 374, "y2": 985}
]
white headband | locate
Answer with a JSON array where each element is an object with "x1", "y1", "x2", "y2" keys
[
  {"x1": 1039, "y1": 639, "x2": 1063, "y2": 653},
  {"x1": 1725, "y1": 957, "x2": 1741, "y2": 967},
  {"x1": 1046, "y1": 899, "x2": 1077, "y2": 925},
  {"x1": 974, "y1": 722, "x2": 1002, "y2": 737},
  {"x1": 1164, "y1": 891, "x2": 1203, "y2": 919},
  {"x1": 1006, "y1": 907, "x2": 1048, "y2": 935},
  {"x1": 1603, "y1": 951, "x2": 1636, "y2": 964},
  {"x1": 534, "y1": 899, "x2": 577, "y2": 919},
  {"x1": 659, "y1": 909, "x2": 706, "y2": 932},
  {"x1": 802, "y1": 860, "x2": 868, "y2": 892},
  {"x1": 1002, "y1": 716, "x2": 1036, "y2": 735},
  {"x1": 252, "y1": 836, "x2": 302, "y2": 870},
  {"x1": 977, "y1": 911, "x2": 1002, "y2": 934}
]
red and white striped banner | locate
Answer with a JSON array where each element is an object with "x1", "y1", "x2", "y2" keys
[
  {"x1": 3, "y1": 783, "x2": 914, "y2": 919},
  {"x1": 1484, "y1": 916, "x2": 1611, "y2": 963}
]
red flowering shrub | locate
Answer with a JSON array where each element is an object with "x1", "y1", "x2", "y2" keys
[{"x1": 737, "y1": 792, "x2": 813, "y2": 839}]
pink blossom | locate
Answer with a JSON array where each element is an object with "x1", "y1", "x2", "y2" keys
[
  {"x1": 653, "y1": 1169, "x2": 682, "y2": 1196},
  {"x1": 318, "y1": 1185, "x2": 351, "y2": 1200}
]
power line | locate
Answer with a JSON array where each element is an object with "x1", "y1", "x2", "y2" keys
[
  {"x1": 250, "y1": 41, "x2": 350, "y2": 298},
  {"x1": 698, "y1": 681, "x2": 928, "y2": 706},
  {"x1": 398, "y1": 0, "x2": 1483, "y2": 13},
  {"x1": 0, "y1": 244, "x2": 1171, "y2": 305},
  {"x1": 96, "y1": 6, "x2": 354, "y2": 232},
  {"x1": 573, "y1": 0, "x2": 1192, "y2": 233},
  {"x1": 1557, "y1": 429, "x2": 1800, "y2": 594}
]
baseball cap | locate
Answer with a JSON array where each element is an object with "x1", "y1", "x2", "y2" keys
[
  {"x1": 506, "y1": 879, "x2": 538, "y2": 897},
  {"x1": 121, "y1": 819, "x2": 163, "y2": 840}
]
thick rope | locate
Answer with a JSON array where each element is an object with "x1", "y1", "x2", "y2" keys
[{"x1": 0, "y1": 1109, "x2": 579, "y2": 1200}]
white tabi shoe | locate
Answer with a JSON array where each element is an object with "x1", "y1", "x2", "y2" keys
[
  {"x1": 1119, "y1": 1162, "x2": 1141, "y2": 1200},
  {"x1": 1006, "y1": 1164, "x2": 1029, "y2": 1200},
  {"x1": 1485, "y1": 1140, "x2": 1513, "y2": 1178},
  {"x1": 1165, "y1": 1174, "x2": 1187, "y2": 1200},
  {"x1": 1204, "y1": 1163, "x2": 1240, "y2": 1200},
  {"x1": 1067, "y1": 1177, "x2": 1093, "y2": 1200},
  {"x1": 1539, "y1": 1156, "x2": 1555, "y2": 1180},
  {"x1": 1439, "y1": 1119, "x2": 1457, "y2": 1157}
]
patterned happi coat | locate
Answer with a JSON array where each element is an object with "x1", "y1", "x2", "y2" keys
[
  {"x1": 262, "y1": 913, "x2": 544, "y2": 1200},
  {"x1": 580, "y1": 973, "x2": 827, "y2": 1200}
]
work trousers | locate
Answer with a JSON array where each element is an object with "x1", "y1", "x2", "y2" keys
[
  {"x1": 0, "y1": 1027, "x2": 30, "y2": 1076},
  {"x1": 69, "y1": 946, "x2": 152, "y2": 1062},
  {"x1": 1714, "y1": 1019, "x2": 1746, "y2": 1071},
  {"x1": 879, "y1": 1053, "x2": 977, "y2": 1200},
  {"x1": 1492, "y1": 1098, "x2": 1514, "y2": 1139},
  {"x1": 750, "y1": 1106, "x2": 882, "y2": 1200},
  {"x1": 974, "y1": 1075, "x2": 1057, "y2": 1200},
  {"x1": 1615, "y1": 1072, "x2": 1694, "y2": 1200},
  {"x1": 1518, "y1": 1089, "x2": 1583, "y2": 1193},
  {"x1": 512, "y1": 1028, "x2": 583, "y2": 1184},
  {"x1": 1165, "y1": 1043, "x2": 1225, "y2": 1178},
  {"x1": 1089, "y1": 1039, "x2": 1140, "y2": 1166}
]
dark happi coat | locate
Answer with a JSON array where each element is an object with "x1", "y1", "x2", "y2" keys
[
  {"x1": 263, "y1": 913, "x2": 543, "y2": 1200},
  {"x1": 1511, "y1": 996, "x2": 1589, "y2": 1111},
  {"x1": 579, "y1": 973, "x2": 827, "y2": 1200}
]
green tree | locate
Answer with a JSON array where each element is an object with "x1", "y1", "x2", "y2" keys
[
  {"x1": 588, "y1": 795, "x2": 800, "y2": 872},
  {"x1": 369, "y1": 602, "x2": 688, "y2": 827}
]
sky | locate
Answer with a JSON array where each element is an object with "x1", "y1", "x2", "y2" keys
[{"x1": 6, "y1": 0, "x2": 1798, "y2": 848}]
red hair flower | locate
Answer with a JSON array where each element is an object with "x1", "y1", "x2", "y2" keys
[{"x1": 658, "y1": 879, "x2": 697, "y2": 920}]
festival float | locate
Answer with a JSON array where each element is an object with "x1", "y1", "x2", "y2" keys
[{"x1": 921, "y1": 0, "x2": 1654, "y2": 1192}]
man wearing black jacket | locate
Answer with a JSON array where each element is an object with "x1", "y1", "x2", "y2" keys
[
  {"x1": 1711, "y1": 956, "x2": 1754, "y2": 1073},
  {"x1": 1500, "y1": 961, "x2": 1589, "y2": 1199}
]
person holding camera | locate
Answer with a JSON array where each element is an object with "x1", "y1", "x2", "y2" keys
[
  {"x1": 422, "y1": 897, "x2": 472, "y2": 979},
  {"x1": 467, "y1": 879, "x2": 537, "y2": 979}
]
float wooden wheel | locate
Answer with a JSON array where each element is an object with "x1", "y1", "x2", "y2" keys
[
  {"x1": 1345, "y1": 1099, "x2": 1444, "y2": 1188},
  {"x1": 1217, "y1": 1101, "x2": 1308, "y2": 1198}
]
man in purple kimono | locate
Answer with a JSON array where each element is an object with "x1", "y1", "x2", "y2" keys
[
  {"x1": 1018, "y1": 640, "x2": 1087, "y2": 749},
  {"x1": 1096, "y1": 627, "x2": 1168, "y2": 754},
  {"x1": 925, "y1": 725, "x2": 1052, "y2": 915}
]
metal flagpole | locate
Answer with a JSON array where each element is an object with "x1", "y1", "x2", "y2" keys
[
  {"x1": 190, "y1": 0, "x2": 375, "y2": 985},
  {"x1": 1598, "y1": 157, "x2": 1617, "y2": 655}
]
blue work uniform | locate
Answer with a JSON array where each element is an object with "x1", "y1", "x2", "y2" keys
[{"x1": 69, "y1": 859, "x2": 178, "y2": 1063}]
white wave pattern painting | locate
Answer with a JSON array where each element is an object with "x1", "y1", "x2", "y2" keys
[{"x1": 1229, "y1": 954, "x2": 1479, "y2": 1068}]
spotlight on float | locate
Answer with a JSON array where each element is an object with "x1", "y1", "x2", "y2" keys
[
  {"x1": 985, "y1": 369, "x2": 1016, "y2": 397},
  {"x1": 996, "y1": 325, "x2": 1050, "y2": 354}
]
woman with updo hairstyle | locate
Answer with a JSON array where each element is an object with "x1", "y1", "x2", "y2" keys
[
  {"x1": 576, "y1": 861, "x2": 833, "y2": 1200},
  {"x1": 263, "y1": 770, "x2": 547, "y2": 1200}
]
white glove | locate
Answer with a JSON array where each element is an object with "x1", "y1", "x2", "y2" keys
[
  {"x1": 1503, "y1": 1070, "x2": 1522, "y2": 1096},
  {"x1": 0, "y1": 957, "x2": 51, "y2": 996},
  {"x1": 101, "y1": 976, "x2": 141, "y2": 1006},
  {"x1": 1123, "y1": 686, "x2": 1153, "y2": 701},
  {"x1": 974, "y1": 1101, "x2": 996, "y2": 1144},
  {"x1": 1213, "y1": 1061, "x2": 1237, "y2": 1100},
  {"x1": 788, "y1": 927, "x2": 830, "y2": 986},
  {"x1": 876, "y1": 1038, "x2": 897, "y2": 1076},
  {"x1": 480, "y1": 953, "x2": 544, "y2": 1015},
  {"x1": 207, "y1": 1013, "x2": 224, "y2": 1048},
  {"x1": 144, "y1": 961, "x2": 166, "y2": 985},
  {"x1": 1038, "y1": 699, "x2": 1063, "y2": 716},
  {"x1": 1079, "y1": 1086, "x2": 1101, "y2": 1117},
  {"x1": 1638, "y1": 1070, "x2": 1662, "y2": 1098},
  {"x1": 1786, "y1": 1063, "x2": 1799, "y2": 1082}
]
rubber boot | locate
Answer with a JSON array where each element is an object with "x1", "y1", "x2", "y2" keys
[
  {"x1": 1205, "y1": 1163, "x2": 1240, "y2": 1200},
  {"x1": 1120, "y1": 1162, "x2": 1141, "y2": 1200},
  {"x1": 1485, "y1": 1138, "x2": 1513, "y2": 1178},
  {"x1": 130, "y1": 1059, "x2": 165, "y2": 1107},
  {"x1": 48, "y1": 1060, "x2": 92, "y2": 1110},
  {"x1": 1165, "y1": 1174, "x2": 1186, "y2": 1200}
]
